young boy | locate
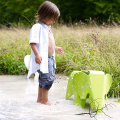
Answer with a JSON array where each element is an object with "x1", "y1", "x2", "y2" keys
[{"x1": 29, "y1": 1, "x2": 64, "y2": 105}]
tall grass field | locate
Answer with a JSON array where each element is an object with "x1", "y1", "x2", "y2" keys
[{"x1": 0, "y1": 25, "x2": 120, "y2": 97}]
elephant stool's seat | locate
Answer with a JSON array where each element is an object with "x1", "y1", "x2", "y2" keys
[{"x1": 66, "y1": 70, "x2": 112, "y2": 111}]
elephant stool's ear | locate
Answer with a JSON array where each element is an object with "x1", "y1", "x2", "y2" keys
[
  {"x1": 105, "y1": 74, "x2": 112, "y2": 98},
  {"x1": 73, "y1": 72, "x2": 90, "y2": 99}
]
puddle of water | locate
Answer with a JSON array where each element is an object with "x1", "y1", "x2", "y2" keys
[{"x1": 0, "y1": 75, "x2": 120, "y2": 120}]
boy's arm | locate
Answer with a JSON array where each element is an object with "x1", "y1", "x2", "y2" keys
[{"x1": 30, "y1": 43, "x2": 42, "y2": 64}]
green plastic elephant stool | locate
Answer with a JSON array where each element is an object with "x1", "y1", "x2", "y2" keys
[{"x1": 66, "y1": 70, "x2": 112, "y2": 112}]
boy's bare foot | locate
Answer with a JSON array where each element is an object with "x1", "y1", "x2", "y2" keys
[
  {"x1": 37, "y1": 99, "x2": 42, "y2": 104},
  {"x1": 42, "y1": 101, "x2": 52, "y2": 106},
  {"x1": 37, "y1": 99, "x2": 51, "y2": 106}
]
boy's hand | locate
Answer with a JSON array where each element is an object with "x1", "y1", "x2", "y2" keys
[
  {"x1": 55, "y1": 47, "x2": 64, "y2": 55},
  {"x1": 35, "y1": 54, "x2": 42, "y2": 64}
]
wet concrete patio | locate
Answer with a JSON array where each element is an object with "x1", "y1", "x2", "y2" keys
[{"x1": 0, "y1": 74, "x2": 120, "y2": 120}]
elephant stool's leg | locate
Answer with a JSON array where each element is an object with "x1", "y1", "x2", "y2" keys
[
  {"x1": 80, "y1": 99, "x2": 86, "y2": 108},
  {"x1": 74, "y1": 94, "x2": 86, "y2": 107},
  {"x1": 89, "y1": 96, "x2": 104, "y2": 112}
]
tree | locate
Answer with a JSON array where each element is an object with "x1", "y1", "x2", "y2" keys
[{"x1": 0, "y1": 0, "x2": 120, "y2": 25}]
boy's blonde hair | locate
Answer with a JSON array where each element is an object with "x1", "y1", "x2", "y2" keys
[{"x1": 37, "y1": 1, "x2": 60, "y2": 23}]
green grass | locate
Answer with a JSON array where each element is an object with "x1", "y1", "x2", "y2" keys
[
  {"x1": 0, "y1": 28, "x2": 30, "y2": 74},
  {"x1": 0, "y1": 25, "x2": 120, "y2": 97}
]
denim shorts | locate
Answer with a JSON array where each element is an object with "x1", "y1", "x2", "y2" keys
[{"x1": 37, "y1": 55, "x2": 55, "y2": 90}]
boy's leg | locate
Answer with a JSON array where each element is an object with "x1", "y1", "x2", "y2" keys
[
  {"x1": 42, "y1": 88, "x2": 51, "y2": 106},
  {"x1": 37, "y1": 86, "x2": 43, "y2": 103}
]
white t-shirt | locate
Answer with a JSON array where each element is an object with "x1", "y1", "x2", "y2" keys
[{"x1": 27, "y1": 23, "x2": 55, "y2": 78}]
